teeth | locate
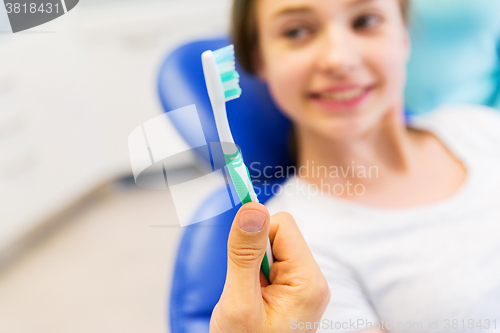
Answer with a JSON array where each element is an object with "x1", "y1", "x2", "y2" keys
[{"x1": 318, "y1": 88, "x2": 365, "y2": 101}]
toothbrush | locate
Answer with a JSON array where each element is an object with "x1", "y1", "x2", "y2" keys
[{"x1": 201, "y1": 45, "x2": 274, "y2": 281}]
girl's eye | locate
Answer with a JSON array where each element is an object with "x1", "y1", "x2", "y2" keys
[
  {"x1": 353, "y1": 14, "x2": 382, "y2": 30},
  {"x1": 283, "y1": 27, "x2": 311, "y2": 40}
]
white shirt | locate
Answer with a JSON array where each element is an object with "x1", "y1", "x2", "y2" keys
[{"x1": 265, "y1": 105, "x2": 500, "y2": 332}]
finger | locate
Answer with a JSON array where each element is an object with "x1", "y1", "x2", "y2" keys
[
  {"x1": 223, "y1": 202, "x2": 271, "y2": 303},
  {"x1": 267, "y1": 212, "x2": 317, "y2": 283}
]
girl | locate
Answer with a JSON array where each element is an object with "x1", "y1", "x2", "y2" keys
[{"x1": 210, "y1": 0, "x2": 500, "y2": 332}]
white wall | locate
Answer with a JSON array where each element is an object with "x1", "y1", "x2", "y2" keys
[{"x1": 0, "y1": 0, "x2": 231, "y2": 254}]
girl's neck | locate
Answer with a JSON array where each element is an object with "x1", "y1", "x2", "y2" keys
[
  {"x1": 294, "y1": 106, "x2": 467, "y2": 209},
  {"x1": 296, "y1": 107, "x2": 419, "y2": 186}
]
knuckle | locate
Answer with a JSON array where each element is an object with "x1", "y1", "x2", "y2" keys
[
  {"x1": 228, "y1": 245, "x2": 264, "y2": 267},
  {"x1": 313, "y1": 278, "x2": 331, "y2": 308},
  {"x1": 274, "y1": 211, "x2": 295, "y2": 222},
  {"x1": 227, "y1": 303, "x2": 258, "y2": 326},
  {"x1": 303, "y1": 276, "x2": 331, "y2": 307},
  {"x1": 319, "y1": 279, "x2": 331, "y2": 304},
  {"x1": 273, "y1": 212, "x2": 298, "y2": 229},
  {"x1": 241, "y1": 304, "x2": 258, "y2": 321},
  {"x1": 220, "y1": 297, "x2": 247, "y2": 321},
  {"x1": 225, "y1": 305, "x2": 243, "y2": 323}
]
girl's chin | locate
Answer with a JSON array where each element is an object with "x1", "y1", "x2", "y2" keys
[{"x1": 307, "y1": 114, "x2": 378, "y2": 141}]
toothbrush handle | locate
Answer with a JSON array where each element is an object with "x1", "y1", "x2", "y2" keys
[{"x1": 225, "y1": 150, "x2": 274, "y2": 281}]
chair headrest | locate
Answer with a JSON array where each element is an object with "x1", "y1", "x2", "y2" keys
[{"x1": 158, "y1": 38, "x2": 293, "y2": 180}]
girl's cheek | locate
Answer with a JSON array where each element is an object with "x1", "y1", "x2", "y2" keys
[
  {"x1": 371, "y1": 37, "x2": 408, "y2": 92},
  {"x1": 267, "y1": 62, "x2": 305, "y2": 120},
  {"x1": 269, "y1": 55, "x2": 298, "y2": 87}
]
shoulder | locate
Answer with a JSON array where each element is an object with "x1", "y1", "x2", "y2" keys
[
  {"x1": 411, "y1": 104, "x2": 500, "y2": 129},
  {"x1": 409, "y1": 104, "x2": 500, "y2": 155}
]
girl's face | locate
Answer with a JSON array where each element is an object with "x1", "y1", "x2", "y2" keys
[{"x1": 255, "y1": 0, "x2": 410, "y2": 141}]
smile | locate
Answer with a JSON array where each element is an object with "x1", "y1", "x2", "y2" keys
[
  {"x1": 317, "y1": 88, "x2": 366, "y2": 102},
  {"x1": 309, "y1": 85, "x2": 374, "y2": 110}
]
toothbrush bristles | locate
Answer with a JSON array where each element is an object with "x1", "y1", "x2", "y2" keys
[{"x1": 213, "y1": 44, "x2": 242, "y2": 102}]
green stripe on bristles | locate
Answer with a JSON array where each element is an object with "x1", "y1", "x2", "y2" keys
[
  {"x1": 220, "y1": 70, "x2": 240, "y2": 83},
  {"x1": 225, "y1": 87, "x2": 242, "y2": 101}
]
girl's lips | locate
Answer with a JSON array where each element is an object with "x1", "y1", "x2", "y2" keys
[{"x1": 309, "y1": 86, "x2": 374, "y2": 111}]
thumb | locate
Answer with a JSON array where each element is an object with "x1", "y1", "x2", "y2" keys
[{"x1": 224, "y1": 202, "x2": 270, "y2": 301}]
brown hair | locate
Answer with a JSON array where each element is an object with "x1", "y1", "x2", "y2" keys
[{"x1": 231, "y1": 0, "x2": 410, "y2": 74}]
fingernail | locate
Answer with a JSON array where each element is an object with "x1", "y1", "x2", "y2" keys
[{"x1": 239, "y1": 210, "x2": 266, "y2": 233}]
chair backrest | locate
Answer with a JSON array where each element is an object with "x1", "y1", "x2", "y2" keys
[{"x1": 158, "y1": 37, "x2": 292, "y2": 333}]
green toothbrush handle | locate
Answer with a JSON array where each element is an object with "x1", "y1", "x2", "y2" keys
[
  {"x1": 224, "y1": 150, "x2": 258, "y2": 205},
  {"x1": 224, "y1": 149, "x2": 273, "y2": 281}
]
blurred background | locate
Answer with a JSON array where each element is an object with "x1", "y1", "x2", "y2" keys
[
  {"x1": 2, "y1": 0, "x2": 499, "y2": 332},
  {"x1": 0, "y1": 0, "x2": 231, "y2": 332}
]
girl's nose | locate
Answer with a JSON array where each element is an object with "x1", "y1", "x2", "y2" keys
[{"x1": 315, "y1": 25, "x2": 361, "y2": 78}]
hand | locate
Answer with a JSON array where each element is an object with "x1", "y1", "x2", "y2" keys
[{"x1": 210, "y1": 202, "x2": 331, "y2": 333}]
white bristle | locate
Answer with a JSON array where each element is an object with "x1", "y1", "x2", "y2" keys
[
  {"x1": 225, "y1": 94, "x2": 241, "y2": 102},
  {"x1": 217, "y1": 61, "x2": 236, "y2": 74},
  {"x1": 223, "y1": 79, "x2": 241, "y2": 91}
]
